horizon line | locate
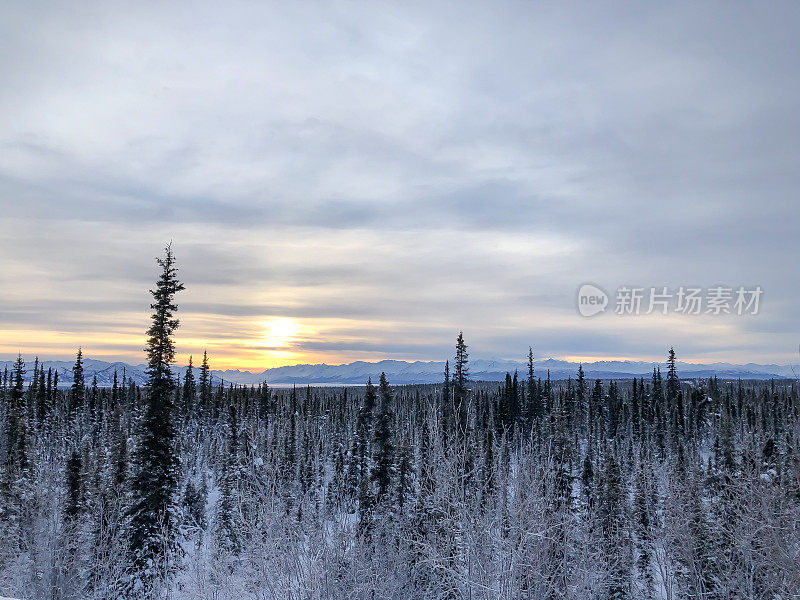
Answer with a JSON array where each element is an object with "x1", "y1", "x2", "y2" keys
[{"x1": 1, "y1": 353, "x2": 797, "y2": 371}]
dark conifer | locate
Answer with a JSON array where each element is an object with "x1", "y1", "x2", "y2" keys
[
  {"x1": 576, "y1": 364, "x2": 586, "y2": 430},
  {"x1": 357, "y1": 379, "x2": 377, "y2": 527},
  {"x1": 453, "y1": 332, "x2": 469, "y2": 438},
  {"x1": 216, "y1": 403, "x2": 240, "y2": 553},
  {"x1": 89, "y1": 374, "x2": 99, "y2": 421},
  {"x1": 396, "y1": 437, "x2": 411, "y2": 514},
  {"x1": 600, "y1": 447, "x2": 631, "y2": 599},
  {"x1": 36, "y1": 364, "x2": 48, "y2": 425},
  {"x1": 442, "y1": 360, "x2": 452, "y2": 434},
  {"x1": 666, "y1": 347, "x2": 679, "y2": 405},
  {"x1": 182, "y1": 355, "x2": 196, "y2": 413},
  {"x1": 64, "y1": 450, "x2": 84, "y2": 521},
  {"x1": 372, "y1": 372, "x2": 395, "y2": 505},
  {"x1": 199, "y1": 350, "x2": 211, "y2": 419},
  {"x1": 2, "y1": 354, "x2": 29, "y2": 531},
  {"x1": 526, "y1": 347, "x2": 543, "y2": 428},
  {"x1": 128, "y1": 244, "x2": 185, "y2": 580},
  {"x1": 69, "y1": 348, "x2": 85, "y2": 415}
]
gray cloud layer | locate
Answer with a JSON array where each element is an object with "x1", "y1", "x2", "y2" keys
[{"x1": 1, "y1": 1, "x2": 799, "y2": 365}]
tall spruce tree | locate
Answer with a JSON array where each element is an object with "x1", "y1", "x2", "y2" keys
[
  {"x1": 666, "y1": 347, "x2": 679, "y2": 405},
  {"x1": 69, "y1": 348, "x2": 85, "y2": 416},
  {"x1": 5, "y1": 355, "x2": 27, "y2": 475},
  {"x1": 128, "y1": 244, "x2": 185, "y2": 582},
  {"x1": 182, "y1": 355, "x2": 196, "y2": 413},
  {"x1": 372, "y1": 372, "x2": 395, "y2": 506},
  {"x1": 589, "y1": 379, "x2": 603, "y2": 455},
  {"x1": 442, "y1": 360, "x2": 452, "y2": 434},
  {"x1": 36, "y1": 363, "x2": 48, "y2": 425},
  {"x1": 216, "y1": 403, "x2": 240, "y2": 553},
  {"x1": 357, "y1": 378, "x2": 378, "y2": 526},
  {"x1": 526, "y1": 347, "x2": 543, "y2": 427},
  {"x1": 576, "y1": 364, "x2": 586, "y2": 432},
  {"x1": 199, "y1": 349, "x2": 211, "y2": 419},
  {"x1": 8, "y1": 355, "x2": 32, "y2": 557},
  {"x1": 1, "y1": 354, "x2": 29, "y2": 538},
  {"x1": 111, "y1": 401, "x2": 128, "y2": 497},
  {"x1": 600, "y1": 446, "x2": 631, "y2": 599},
  {"x1": 633, "y1": 459, "x2": 655, "y2": 595},
  {"x1": 453, "y1": 332, "x2": 469, "y2": 438},
  {"x1": 89, "y1": 374, "x2": 99, "y2": 421}
]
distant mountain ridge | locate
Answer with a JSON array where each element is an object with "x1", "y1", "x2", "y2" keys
[{"x1": 1, "y1": 356, "x2": 796, "y2": 387}]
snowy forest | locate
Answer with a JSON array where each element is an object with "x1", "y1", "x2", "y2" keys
[{"x1": 1, "y1": 248, "x2": 799, "y2": 600}]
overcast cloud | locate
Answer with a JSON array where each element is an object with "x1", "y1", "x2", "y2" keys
[{"x1": 1, "y1": 1, "x2": 799, "y2": 368}]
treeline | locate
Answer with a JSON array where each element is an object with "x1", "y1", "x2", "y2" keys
[{"x1": 1, "y1": 249, "x2": 799, "y2": 599}]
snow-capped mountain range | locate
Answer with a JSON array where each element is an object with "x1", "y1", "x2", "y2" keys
[{"x1": 1, "y1": 357, "x2": 797, "y2": 387}]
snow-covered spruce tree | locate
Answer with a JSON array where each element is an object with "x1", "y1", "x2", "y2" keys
[
  {"x1": 216, "y1": 403, "x2": 241, "y2": 554},
  {"x1": 35, "y1": 364, "x2": 49, "y2": 425},
  {"x1": 69, "y1": 347, "x2": 85, "y2": 417},
  {"x1": 666, "y1": 347, "x2": 679, "y2": 407},
  {"x1": 576, "y1": 362, "x2": 586, "y2": 434},
  {"x1": 55, "y1": 447, "x2": 88, "y2": 599},
  {"x1": 89, "y1": 374, "x2": 100, "y2": 422},
  {"x1": 357, "y1": 377, "x2": 377, "y2": 530},
  {"x1": 633, "y1": 455, "x2": 655, "y2": 596},
  {"x1": 0, "y1": 354, "x2": 30, "y2": 556},
  {"x1": 198, "y1": 349, "x2": 211, "y2": 421},
  {"x1": 64, "y1": 449, "x2": 83, "y2": 524},
  {"x1": 182, "y1": 355, "x2": 195, "y2": 415},
  {"x1": 525, "y1": 346, "x2": 542, "y2": 428},
  {"x1": 371, "y1": 372, "x2": 395, "y2": 507},
  {"x1": 498, "y1": 372, "x2": 518, "y2": 435},
  {"x1": 110, "y1": 400, "x2": 129, "y2": 501},
  {"x1": 441, "y1": 360, "x2": 452, "y2": 438},
  {"x1": 453, "y1": 332, "x2": 469, "y2": 440},
  {"x1": 395, "y1": 434, "x2": 412, "y2": 515},
  {"x1": 127, "y1": 244, "x2": 185, "y2": 588},
  {"x1": 600, "y1": 444, "x2": 632, "y2": 599},
  {"x1": 589, "y1": 378, "x2": 603, "y2": 457}
]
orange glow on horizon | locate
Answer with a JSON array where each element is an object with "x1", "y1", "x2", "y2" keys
[{"x1": 0, "y1": 315, "x2": 414, "y2": 371}]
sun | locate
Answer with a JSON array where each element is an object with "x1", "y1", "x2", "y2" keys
[{"x1": 260, "y1": 317, "x2": 301, "y2": 349}]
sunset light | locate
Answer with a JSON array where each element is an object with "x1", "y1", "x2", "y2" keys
[{"x1": 3, "y1": 2, "x2": 800, "y2": 596}]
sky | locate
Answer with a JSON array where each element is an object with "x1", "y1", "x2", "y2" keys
[{"x1": 1, "y1": 1, "x2": 799, "y2": 370}]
